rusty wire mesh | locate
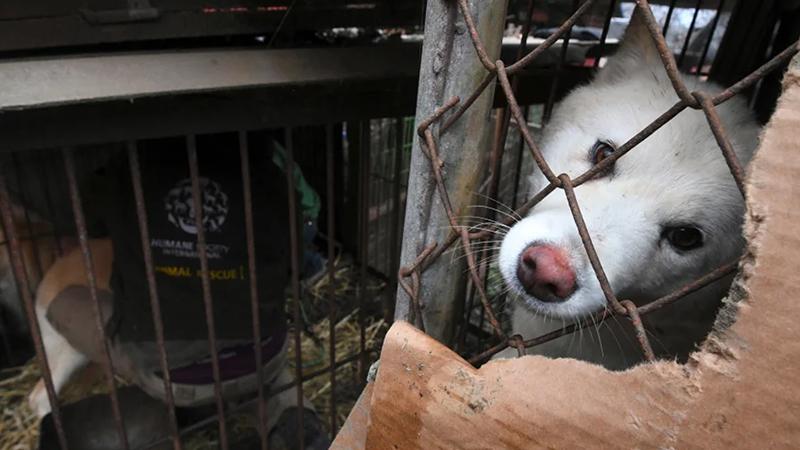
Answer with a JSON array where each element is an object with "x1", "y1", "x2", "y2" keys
[{"x1": 397, "y1": 0, "x2": 800, "y2": 366}]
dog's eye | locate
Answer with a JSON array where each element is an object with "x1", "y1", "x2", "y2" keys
[
  {"x1": 591, "y1": 141, "x2": 615, "y2": 165},
  {"x1": 663, "y1": 226, "x2": 704, "y2": 251}
]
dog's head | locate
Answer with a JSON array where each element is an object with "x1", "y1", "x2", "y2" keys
[{"x1": 498, "y1": 10, "x2": 760, "y2": 319}]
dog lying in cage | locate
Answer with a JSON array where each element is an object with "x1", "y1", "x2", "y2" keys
[
  {"x1": 495, "y1": 10, "x2": 760, "y2": 369},
  {"x1": 23, "y1": 134, "x2": 330, "y2": 448},
  {"x1": 0, "y1": 208, "x2": 68, "y2": 341}
]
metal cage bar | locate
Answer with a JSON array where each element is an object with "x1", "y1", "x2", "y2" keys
[
  {"x1": 0, "y1": 171, "x2": 70, "y2": 449},
  {"x1": 325, "y1": 123, "x2": 339, "y2": 437},
  {"x1": 283, "y1": 127, "x2": 306, "y2": 450},
  {"x1": 62, "y1": 147, "x2": 131, "y2": 449},
  {"x1": 127, "y1": 141, "x2": 183, "y2": 450},
  {"x1": 185, "y1": 135, "x2": 229, "y2": 450},
  {"x1": 238, "y1": 131, "x2": 269, "y2": 450}
]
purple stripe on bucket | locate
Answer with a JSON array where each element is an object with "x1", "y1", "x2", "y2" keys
[{"x1": 160, "y1": 327, "x2": 287, "y2": 385}]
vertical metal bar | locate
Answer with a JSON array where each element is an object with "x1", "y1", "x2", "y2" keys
[
  {"x1": 38, "y1": 151, "x2": 66, "y2": 257},
  {"x1": 488, "y1": 108, "x2": 510, "y2": 220},
  {"x1": 697, "y1": 0, "x2": 725, "y2": 75},
  {"x1": 0, "y1": 256, "x2": 13, "y2": 360},
  {"x1": 456, "y1": 276, "x2": 475, "y2": 353},
  {"x1": 594, "y1": 0, "x2": 618, "y2": 69},
  {"x1": 662, "y1": 0, "x2": 678, "y2": 36},
  {"x1": 357, "y1": 121, "x2": 369, "y2": 385},
  {"x1": 325, "y1": 123, "x2": 338, "y2": 437},
  {"x1": 543, "y1": 0, "x2": 580, "y2": 123},
  {"x1": 283, "y1": 127, "x2": 305, "y2": 450},
  {"x1": 62, "y1": 147, "x2": 130, "y2": 450},
  {"x1": 369, "y1": 121, "x2": 380, "y2": 273},
  {"x1": 2, "y1": 153, "x2": 43, "y2": 366},
  {"x1": 678, "y1": 0, "x2": 704, "y2": 67},
  {"x1": 510, "y1": 105, "x2": 531, "y2": 210},
  {"x1": 238, "y1": 131, "x2": 268, "y2": 450},
  {"x1": 126, "y1": 142, "x2": 183, "y2": 450},
  {"x1": 0, "y1": 205, "x2": 15, "y2": 365},
  {"x1": 0, "y1": 170, "x2": 69, "y2": 449},
  {"x1": 621, "y1": 300, "x2": 656, "y2": 361},
  {"x1": 375, "y1": 120, "x2": 392, "y2": 319},
  {"x1": 379, "y1": 120, "x2": 393, "y2": 278},
  {"x1": 185, "y1": 136, "x2": 229, "y2": 450},
  {"x1": 387, "y1": 117, "x2": 405, "y2": 324},
  {"x1": 371, "y1": 121, "x2": 381, "y2": 274},
  {"x1": 476, "y1": 286, "x2": 486, "y2": 334},
  {"x1": 11, "y1": 153, "x2": 45, "y2": 286}
]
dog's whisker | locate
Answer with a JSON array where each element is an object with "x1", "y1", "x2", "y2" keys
[{"x1": 468, "y1": 193, "x2": 524, "y2": 220}]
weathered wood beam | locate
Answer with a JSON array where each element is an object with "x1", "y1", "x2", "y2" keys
[{"x1": 395, "y1": 0, "x2": 508, "y2": 343}]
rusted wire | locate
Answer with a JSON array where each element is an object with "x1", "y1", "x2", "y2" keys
[
  {"x1": 638, "y1": 259, "x2": 739, "y2": 315},
  {"x1": 509, "y1": 334, "x2": 526, "y2": 357},
  {"x1": 400, "y1": 0, "x2": 800, "y2": 364},
  {"x1": 693, "y1": 91, "x2": 748, "y2": 197},
  {"x1": 282, "y1": 127, "x2": 306, "y2": 450},
  {"x1": 496, "y1": 61, "x2": 561, "y2": 185},
  {"x1": 398, "y1": 242, "x2": 437, "y2": 332},
  {"x1": 468, "y1": 257, "x2": 738, "y2": 366},
  {"x1": 573, "y1": 100, "x2": 688, "y2": 186},
  {"x1": 186, "y1": 136, "x2": 229, "y2": 450},
  {"x1": 418, "y1": 96, "x2": 461, "y2": 139},
  {"x1": 63, "y1": 148, "x2": 130, "y2": 450},
  {"x1": 712, "y1": 40, "x2": 800, "y2": 105},
  {"x1": 621, "y1": 300, "x2": 655, "y2": 361},
  {"x1": 127, "y1": 142, "x2": 182, "y2": 450},
  {"x1": 462, "y1": 0, "x2": 539, "y2": 355},
  {"x1": 560, "y1": 175, "x2": 624, "y2": 314},
  {"x1": 325, "y1": 123, "x2": 338, "y2": 437},
  {"x1": 635, "y1": 1, "x2": 700, "y2": 108},
  {"x1": 237, "y1": 131, "x2": 268, "y2": 450},
  {"x1": 442, "y1": 73, "x2": 496, "y2": 133},
  {"x1": 455, "y1": 0, "x2": 498, "y2": 72},
  {"x1": 420, "y1": 126, "x2": 505, "y2": 338},
  {"x1": 506, "y1": 0, "x2": 596, "y2": 75},
  {"x1": 357, "y1": 121, "x2": 370, "y2": 387},
  {"x1": 594, "y1": 0, "x2": 619, "y2": 69},
  {"x1": 0, "y1": 171, "x2": 70, "y2": 450}
]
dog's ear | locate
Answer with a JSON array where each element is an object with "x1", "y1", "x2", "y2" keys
[{"x1": 596, "y1": 6, "x2": 662, "y2": 83}]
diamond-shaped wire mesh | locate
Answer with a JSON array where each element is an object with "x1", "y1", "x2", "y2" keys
[{"x1": 398, "y1": 0, "x2": 800, "y2": 365}]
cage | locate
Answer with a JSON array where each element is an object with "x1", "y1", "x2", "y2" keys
[
  {"x1": 1, "y1": 0, "x2": 799, "y2": 449},
  {"x1": 332, "y1": 0, "x2": 800, "y2": 447},
  {"x1": 390, "y1": 0, "x2": 799, "y2": 366},
  {"x1": 0, "y1": 3, "x2": 426, "y2": 450}
]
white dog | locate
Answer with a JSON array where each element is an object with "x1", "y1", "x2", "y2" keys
[{"x1": 496, "y1": 10, "x2": 759, "y2": 369}]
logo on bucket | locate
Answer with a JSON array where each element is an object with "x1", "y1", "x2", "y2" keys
[{"x1": 164, "y1": 178, "x2": 229, "y2": 234}]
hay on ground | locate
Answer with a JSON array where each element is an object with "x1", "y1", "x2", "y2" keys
[{"x1": 0, "y1": 258, "x2": 388, "y2": 450}]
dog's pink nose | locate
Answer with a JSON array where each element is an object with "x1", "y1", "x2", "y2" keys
[{"x1": 516, "y1": 244, "x2": 576, "y2": 302}]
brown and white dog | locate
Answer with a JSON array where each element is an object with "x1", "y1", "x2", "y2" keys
[{"x1": 26, "y1": 239, "x2": 112, "y2": 417}]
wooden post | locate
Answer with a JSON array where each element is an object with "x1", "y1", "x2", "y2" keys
[{"x1": 395, "y1": 0, "x2": 507, "y2": 343}]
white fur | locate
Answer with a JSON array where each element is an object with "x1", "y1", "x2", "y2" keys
[
  {"x1": 28, "y1": 302, "x2": 89, "y2": 417},
  {"x1": 496, "y1": 13, "x2": 759, "y2": 369}
]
